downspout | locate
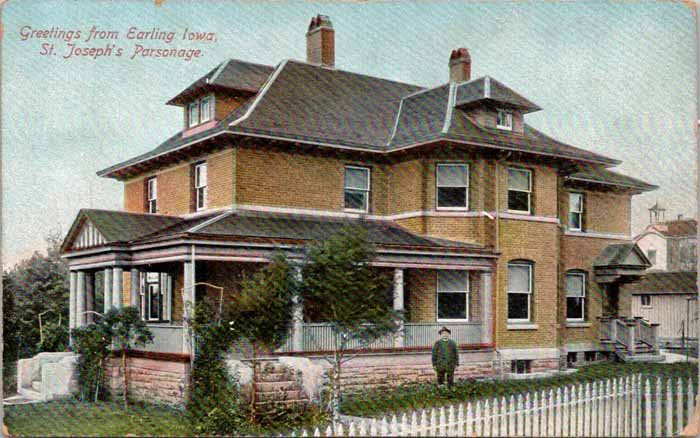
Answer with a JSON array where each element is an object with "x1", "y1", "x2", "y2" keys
[
  {"x1": 190, "y1": 244, "x2": 196, "y2": 370},
  {"x1": 493, "y1": 153, "x2": 510, "y2": 379}
]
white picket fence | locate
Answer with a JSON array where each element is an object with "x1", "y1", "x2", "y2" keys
[{"x1": 289, "y1": 374, "x2": 697, "y2": 437}]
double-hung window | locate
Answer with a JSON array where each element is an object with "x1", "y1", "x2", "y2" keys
[
  {"x1": 507, "y1": 262, "x2": 532, "y2": 323},
  {"x1": 565, "y1": 272, "x2": 586, "y2": 322},
  {"x1": 436, "y1": 271, "x2": 470, "y2": 321},
  {"x1": 344, "y1": 166, "x2": 370, "y2": 212},
  {"x1": 507, "y1": 168, "x2": 532, "y2": 213},
  {"x1": 194, "y1": 162, "x2": 208, "y2": 211},
  {"x1": 569, "y1": 193, "x2": 583, "y2": 231},
  {"x1": 188, "y1": 102, "x2": 200, "y2": 128},
  {"x1": 497, "y1": 110, "x2": 513, "y2": 131},
  {"x1": 641, "y1": 295, "x2": 652, "y2": 308},
  {"x1": 139, "y1": 272, "x2": 172, "y2": 323},
  {"x1": 436, "y1": 163, "x2": 469, "y2": 210},
  {"x1": 147, "y1": 177, "x2": 157, "y2": 214},
  {"x1": 200, "y1": 96, "x2": 213, "y2": 123}
]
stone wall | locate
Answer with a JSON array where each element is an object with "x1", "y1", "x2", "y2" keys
[{"x1": 105, "y1": 356, "x2": 190, "y2": 405}]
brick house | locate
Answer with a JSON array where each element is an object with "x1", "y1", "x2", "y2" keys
[{"x1": 60, "y1": 15, "x2": 659, "y2": 400}]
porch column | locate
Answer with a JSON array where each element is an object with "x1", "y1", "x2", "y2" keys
[
  {"x1": 69, "y1": 271, "x2": 77, "y2": 336},
  {"x1": 103, "y1": 268, "x2": 113, "y2": 314},
  {"x1": 85, "y1": 272, "x2": 95, "y2": 324},
  {"x1": 76, "y1": 271, "x2": 86, "y2": 327},
  {"x1": 480, "y1": 271, "x2": 493, "y2": 344},
  {"x1": 393, "y1": 268, "x2": 405, "y2": 348},
  {"x1": 130, "y1": 267, "x2": 140, "y2": 308},
  {"x1": 183, "y1": 261, "x2": 195, "y2": 355},
  {"x1": 291, "y1": 266, "x2": 304, "y2": 352},
  {"x1": 112, "y1": 267, "x2": 123, "y2": 309}
]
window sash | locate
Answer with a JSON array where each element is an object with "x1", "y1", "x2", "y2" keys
[
  {"x1": 565, "y1": 273, "x2": 585, "y2": 298},
  {"x1": 188, "y1": 102, "x2": 199, "y2": 127},
  {"x1": 200, "y1": 96, "x2": 213, "y2": 123},
  {"x1": 508, "y1": 168, "x2": 531, "y2": 192},
  {"x1": 497, "y1": 110, "x2": 513, "y2": 130},
  {"x1": 344, "y1": 166, "x2": 370, "y2": 212},
  {"x1": 507, "y1": 263, "x2": 532, "y2": 322},
  {"x1": 436, "y1": 271, "x2": 469, "y2": 322},
  {"x1": 569, "y1": 193, "x2": 583, "y2": 231},
  {"x1": 566, "y1": 297, "x2": 585, "y2": 321},
  {"x1": 437, "y1": 164, "x2": 469, "y2": 209},
  {"x1": 641, "y1": 295, "x2": 652, "y2": 307}
]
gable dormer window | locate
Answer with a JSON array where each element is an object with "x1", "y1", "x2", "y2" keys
[
  {"x1": 188, "y1": 95, "x2": 214, "y2": 128},
  {"x1": 497, "y1": 109, "x2": 513, "y2": 131}
]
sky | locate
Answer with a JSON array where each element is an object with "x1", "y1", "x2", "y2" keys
[{"x1": 1, "y1": 0, "x2": 697, "y2": 268}]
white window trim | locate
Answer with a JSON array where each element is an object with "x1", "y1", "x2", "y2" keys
[
  {"x1": 436, "y1": 163, "x2": 470, "y2": 211},
  {"x1": 569, "y1": 192, "x2": 583, "y2": 232},
  {"x1": 641, "y1": 295, "x2": 652, "y2": 308},
  {"x1": 507, "y1": 167, "x2": 532, "y2": 215},
  {"x1": 147, "y1": 177, "x2": 157, "y2": 214},
  {"x1": 507, "y1": 262, "x2": 532, "y2": 323},
  {"x1": 436, "y1": 271, "x2": 470, "y2": 322},
  {"x1": 343, "y1": 165, "x2": 371, "y2": 213},
  {"x1": 188, "y1": 102, "x2": 200, "y2": 128},
  {"x1": 565, "y1": 272, "x2": 586, "y2": 322},
  {"x1": 497, "y1": 109, "x2": 513, "y2": 131},
  {"x1": 195, "y1": 162, "x2": 208, "y2": 211},
  {"x1": 200, "y1": 95, "x2": 214, "y2": 123}
]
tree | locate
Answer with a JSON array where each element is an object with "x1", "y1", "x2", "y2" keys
[
  {"x1": 236, "y1": 253, "x2": 297, "y2": 422},
  {"x1": 101, "y1": 307, "x2": 153, "y2": 408},
  {"x1": 300, "y1": 225, "x2": 400, "y2": 424}
]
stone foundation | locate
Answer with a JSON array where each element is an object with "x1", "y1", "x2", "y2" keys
[{"x1": 105, "y1": 356, "x2": 190, "y2": 405}]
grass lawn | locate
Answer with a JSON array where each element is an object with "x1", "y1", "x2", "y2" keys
[
  {"x1": 340, "y1": 362, "x2": 699, "y2": 417},
  {"x1": 5, "y1": 400, "x2": 193, "y2": 437}
]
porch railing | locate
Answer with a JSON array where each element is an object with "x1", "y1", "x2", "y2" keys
[
  {"x1": 599, "y1": 316, "x2": 659, "y2": 356},
  {"x1": 276, "y1": 322, "x2": 482, "y2": 353},
  {"x1": 141, "y1": 324, "x2": 184, "y2": 354}
]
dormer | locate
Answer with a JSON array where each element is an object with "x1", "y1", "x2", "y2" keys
[
  {"x1": 453, "y1": 76, "x2": 540, "y2": 135},
  {"x1": 446, "y1": 49, "x2": 541, "y2": 135},
  {"x1": 166, "y1": 59, "x2": 274, "y2": 137}
]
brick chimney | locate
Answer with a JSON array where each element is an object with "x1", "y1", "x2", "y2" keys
[
  {"x1": 306, "y1": 15, "x2": 334, "y2": 67},
  {"x1": 449, "y1": 48, "x2": 471, "y2": 83}
]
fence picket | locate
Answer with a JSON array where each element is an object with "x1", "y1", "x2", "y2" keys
[
  {"x1": 655, "y1": 378, "x2": 662, "y2": 438},
  {"x1": 523, "y1": 393, "x2": 531, "y2": 437},
  {"x1": 645, "y1": 378, "x2": 652, "y2": 438},
  {"x1": 665, "y1": 379, "x2": 674, "y2": 438},
  {"x1": 533, "y1": 391, "x2": 541, "y2": 437},
  {"x1": 347, "y1": 422, "x2": 356, "y2": 437},
  {"x1": 499, "y1": 396, "x2": 507, "y2": 436},
  {"x1": 603, "y1": 379, "x2": 610, "y2": 437},
  {"x1": 631, "y1": 375, "x2": 638, "y2": 437},
  {"x1": 446, "y1": 406, "x2": 454, "y2": 437},
  {"x1": 673, "y1": 378, "x2": 681, "y2": 436},
  {"x1": 478, "y1": 399, "x2": 486, "y2": 437},
  {"x1": 613, "y1": 379, "x2": 620, "y2": 436},
  {"x1": 301, "y1": 429, "x2": 308, "y2": 437},
  {"x1": 623, "y1": 376, "x2": 629, "y2": 437},
  {"x1": 369, "y1": 419, "x2": 378, "y2": 436},
  {"x1": 562, "y1": 386, "x2": 570, "y2": 437},
  {"x1": 688, "y1": 378, "x2": 695, "y2": 429},
  {"x1": 507, "y1": 395, "x2": 515, "y2": 436}
]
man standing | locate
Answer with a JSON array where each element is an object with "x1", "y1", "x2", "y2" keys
[{"x1": 432, "y1": 326, "x2": 459, "y2": 387}]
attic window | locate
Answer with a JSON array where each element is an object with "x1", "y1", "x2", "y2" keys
[
  {"x1": 188, "y1": 95, "x2": 214, "y2": 128},
  {"x1": 497, "y1": 110, "x2": 513, "y2": 131}
]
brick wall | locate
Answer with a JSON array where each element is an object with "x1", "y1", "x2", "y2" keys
[
  {"x1": 386, "y1": 158, "x2": 425, "y2": 213},
  {"x1": 207, "y1": 149, "x2": 236, "y2": 209},
  {"x1": 496, "y1": 220, "x2": 559, "y2": 348},
  {"x1": 105, "y1": 357, "x2": 190, "y2": 405},
  {"x1": 124, "y1": 179, "x2": 145, "y2": 213}
]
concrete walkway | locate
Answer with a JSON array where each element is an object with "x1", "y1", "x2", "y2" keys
[{"x1": 661, "y1": 350, "x2": 698, "y2": 363}]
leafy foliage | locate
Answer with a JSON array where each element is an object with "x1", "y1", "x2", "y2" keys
[
  {"x1": 300, "y1": 225, "x2": 400, "y2": 422},
  {"x1": 3, "y1": 233, "x2": 70, "y2": 392},
  {"x1": 71, "y1": 323, "x2": 112, "y2": 401},
  {"x1": 101, "y1": 307, "x2": 153, "y2": 352}
]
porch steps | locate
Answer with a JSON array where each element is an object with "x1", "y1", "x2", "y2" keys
[
  {"x1": 253, "y1": 362, "x2": 309, "y2": 412},
  {"x1": 613, "y1": 341, "x2": 664, "y2": 363}
]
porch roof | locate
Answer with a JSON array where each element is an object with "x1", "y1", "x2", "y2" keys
[
  {"x1": 62, "y1": 208, "x2": 494, "y2": 255},
  {"x1": 592, "y1": 243, "x2": 652, "y2": 284}
]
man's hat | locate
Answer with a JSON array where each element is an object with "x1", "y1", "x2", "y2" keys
[{"x1": 439, "y1": 326, "x2": 451, "y2": 335}]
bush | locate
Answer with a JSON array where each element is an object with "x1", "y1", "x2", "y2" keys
[
  {"x1": 71, "y1": 323, "x2": 111, "y2": 402},
  {"x1": 39, "y1": 320, "x2": 69, "y2": 352}
]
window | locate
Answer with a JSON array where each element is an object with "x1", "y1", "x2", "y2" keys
[
  {"x1": 641, "y1": 295, "x2": 652, "y2": 308},
  {"x1": 437, "y1": 271, "x2": 469, "y2": 321},
  {"x1": 139, "y1": 272, "x2": 171, "y2": 323},
  {"x1": 507, "y1": 168, "x2": 532, "y2": 213},
  {"x1": 344, "y1": 166, "x2": 370, "y2": 212},
  {"x1": 584, "y1": 351, "x2": 597, "y2": 362},
  {"x1": 200, "y1": 96, "x2": 213, "y2": 123},
  {"x1": 507, "y1": 262, "x2": 532, "y2": 322},
  {"x1": 188, "y1": 102, "x2": 200, "y2": 128},
  {"x1": 567, "y1": 352, "x2": 578, "y2": 365},
  {"x1": 497, "y1": 110, "x2": 513, "y2": 131},
  {"x1": 569, "y1": 193, "x2": 583, "y2": 231},
  {"x1": 147, "y1": 177, "x2": 157, "y2": 214},
  {"x1": 566, "y1": 272, "x2": 586, "y2": 322},
  {"x1": 647, "y1": 249, "x2": 657, "y2": 265},
  {"x1": 194, "y1": 162, "x2": 208, "y2": 211},
  {"x1": 511, "y1": 360, "x2": 531, "y2": 374},
  {"x1": 436, "y1": 164, "x2": 469, "y2": 209},
  {"x1": 188, "y1": 95, "x2": 214, "y2": 127}
]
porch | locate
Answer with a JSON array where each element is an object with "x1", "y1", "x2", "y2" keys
[
  {"x1": 62, "y1": 209, "x2": 498, "y2": 357},
  {"x1": 599, "y1": 316, "x2": 663, "y2": 362}
]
